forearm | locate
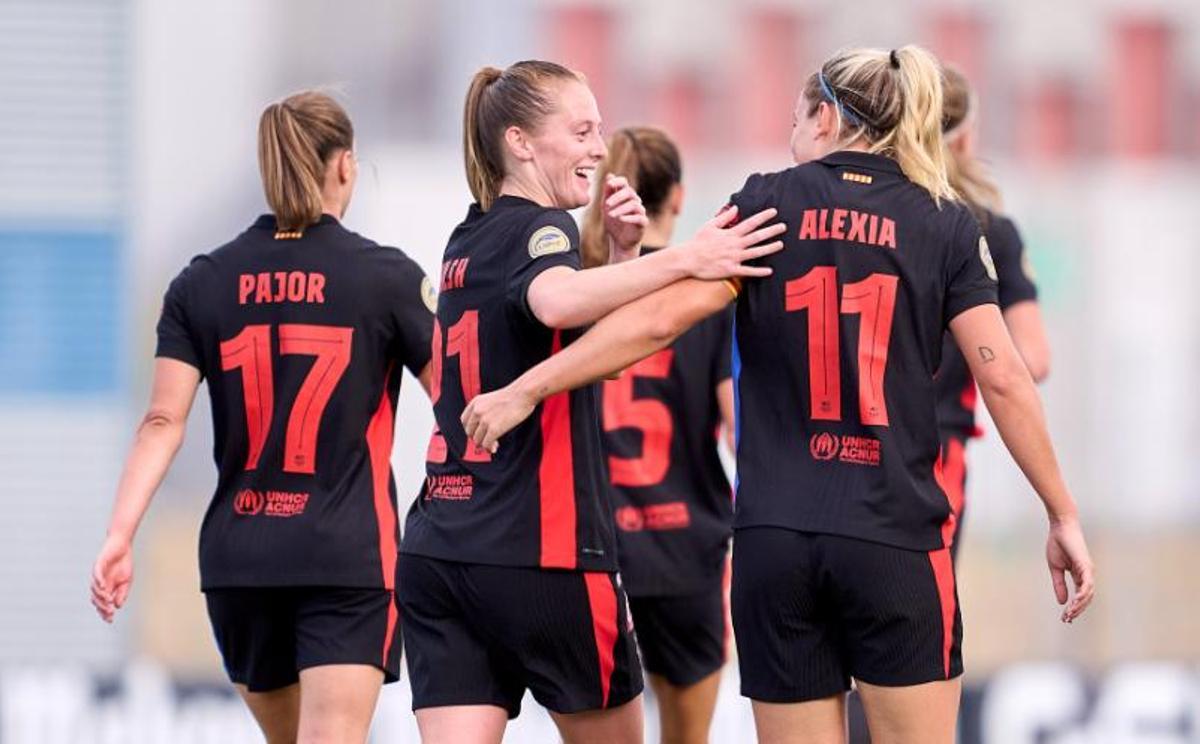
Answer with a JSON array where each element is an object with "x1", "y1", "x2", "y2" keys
[
  {"x1": 516, "y1": 278, "x2": 735, "y2": 402},
  {"x1": 979, "y1": 374, "x2": 1076, "y2": 521},
  {"x1": 106, "y1": 416, "x2": 186, "y2": 543},
  {"x1": 535, "y1": 247, "x2": 692, "y2": 328}
]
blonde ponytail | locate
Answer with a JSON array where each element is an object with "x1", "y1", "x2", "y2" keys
[
  {"x1": 257, "y1": 91, "x2": 354, "y2": 233},
  {"x1": 941, "y1": 65, "x2": 1002, "y2": 217}
]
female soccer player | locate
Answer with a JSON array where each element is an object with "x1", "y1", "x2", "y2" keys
[
  {"x1": 396, "y1": 61, "x2": 784, "y2": 744},
  {"x1": 90, "y1": 91, "x2": 436, "y2": 744},
  {"x1": 934, "y1": 65, "x2": 1052, "y2": 560},
  {"x1": 460, "y1": 47, "x2": 1096, "y2": 744},
  {"x1": 581, "y1": 127, "x2": 735, "y2": 744}
]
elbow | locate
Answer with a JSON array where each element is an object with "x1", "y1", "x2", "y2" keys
[
  {"x1": 1024, "y1": 347, "x2": 1051, "y2": 383},
  {"x1": 137, "y1": 409, "x2": 185, "y2": 443},
  {"x1": 976, "y1": 361, "x2": 1033, "y2": 402},
  {"x1": 532, "y1": 293, "x2": 583, "y2": 330}
]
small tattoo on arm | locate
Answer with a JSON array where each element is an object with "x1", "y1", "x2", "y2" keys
[{"x1": 978, "y1": 346, "x2": 996, "y2": 363}]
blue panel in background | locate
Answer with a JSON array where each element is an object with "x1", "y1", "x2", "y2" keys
[{"x1": 0, "y1": 230, "x2": 121, "y2": 395}]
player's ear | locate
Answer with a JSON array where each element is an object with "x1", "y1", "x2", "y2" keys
[
  {"x1": 667, "y1": 182, "x2": 684, "y2": 216},
  {"x1": 815, "y1": 101, "x2": 838, "y2": 141},
  {"x1": 503, "y1": 125, "x2": 535, "y2": 163},
  {"x1": 336, "y1": 149, "x2": 355, "y2": 185}
]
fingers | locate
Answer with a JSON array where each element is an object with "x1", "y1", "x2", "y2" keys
[
  {"x1": 114, "y1": 582, "x2": 131, "y2": 609},
  {"x1": 461, "y1": 406, "x2": 479, "y2": 441},
  {"x1": 1063, "y1": 563, "x2": 1095, "y2": 623},
  {"x1": 607, "y1": 198, "x2": 644, "y2": 220},
  {"x1": 618, "y1": 214, "x2": 649, "y2": 226},
  {"x1": 732, "y1": 207, "x2": 778, "y2": 235},
  {"x1": 605, "y1": 183, "x2": 641, "y2": 211},
  {"x1": 741, "y1": 222, "x2": 787, "y2": 247},
  {"x1": 741, "y1": 241, "x2": 785, "y2": 261},
  {"x1": 1050, "y1": 564, "x2": 1068, "y2": 607},
  {"x1": 708, "y1": 205, "x2": 739, "y2": 228}
]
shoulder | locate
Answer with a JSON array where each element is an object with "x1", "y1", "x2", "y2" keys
[{"x1": 516, "y1": 207, "x2": 579, "y2": 261}]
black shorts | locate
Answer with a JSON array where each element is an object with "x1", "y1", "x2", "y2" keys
[
  {"x1": 628, "y1": 581, "x2": 727, "y2": 687},
  {"x1": 732, "y1": 527, "x2": 962, "y2": 703},
  {"x1": 205, "y1": 586, "x2": 400, "y2": 692},
  {"x1": 397, "y1": 554, "x2": 642, "y2": 718}
]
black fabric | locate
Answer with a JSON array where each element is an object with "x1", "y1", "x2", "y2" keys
[
  {"x1": 731, "y1": 527, "x2": 962, "y2": 703},
  {"x1": 628, "y1": 580, "x2": 727, "y2": 686},
  {"x1": 402, "y1": 195, "x2": 616, "y2": 572},
  {"x1": 935, "y1": 212, "x2": 1039, "y2": 440},
  {"x1": 205, "y1": 586, "x2": 401, "y2": 692},
  {"x1": 155, "y1": 214, "x2": 433, "y2": 588},
  {"x1": 397, "y1": 554, "x2": 643, "y2": 717},
  {"x1": 729, "y1": 151, "x2": 998, "y2": 551},
  {"x1": 602, "y1": 251, "x2": 734, "y2": 595}
]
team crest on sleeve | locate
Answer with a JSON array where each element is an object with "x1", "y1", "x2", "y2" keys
[
  {"x1": 978, "y1": 236, "x2": 998, "y2": 281},
  {"x1": 528, "y1": 225, "x2": 571, "y2": 258},
  {"x1": 420, "y1": 275, "x2": 438, "y2": 313}
]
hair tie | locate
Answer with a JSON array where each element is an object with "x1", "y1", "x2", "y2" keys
[
  {"x1": 817, "y1": 71, "x2": 865, "y2": 128},
  {"x1": 889, "y1": 49, "x2": 901, "y2": 69}
]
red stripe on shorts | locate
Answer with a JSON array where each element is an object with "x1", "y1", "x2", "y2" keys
[{"x1": 583, "y1": 572, "x2": 618, "y2": 707}]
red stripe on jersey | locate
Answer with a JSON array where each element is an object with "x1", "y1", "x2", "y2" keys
[
  {"x1": 927, "y1": 547, "x2": 956, "y2": 678},
  {"x1": 365, "y1": 364, "x2": 399, "y2": 663},
  {"x1": 583, "y1": 572, "x2": 618, "y2": 708},
  {"x1": 539, "y1": 331, "x2": 577, "y2": 569}
]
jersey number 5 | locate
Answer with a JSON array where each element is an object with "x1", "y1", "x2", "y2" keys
[
  {"x1": 220, "y1": 324, "x2": 353, "y2": 473},
  {"x1": 785, "y1": 267, "x2": 898, "y2": 426},
  {"x1": 603, "y1": 349, "x2": 674, "y2": 486}
]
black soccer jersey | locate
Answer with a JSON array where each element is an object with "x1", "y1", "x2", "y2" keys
[
  {"x1": 601, "y1": 249, "x2": 733, "y2": 596},
  {"x1": 934, "y1": 212, "x2": 1038, "y2": 440},
  {"x1": 401, "y1": 195, "x2": 616, "y2": 572},
  {"x1": 729, "y1": 151, "x2": 998, "y2": 551},
  {"x1": 155, "y1": 214, "x2": 434, "y2": 589}
]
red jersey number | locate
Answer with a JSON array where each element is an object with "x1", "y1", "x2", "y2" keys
[
  {"x1": 428, "y1": 310, "x2": 492, "y2": 462},
  {"x1": 603, "y1": 349, "x2": 674, "y2": 487},
  {"x1": 785, "y1": 268, "x2": 898, "y2": 426},
  {"x1": 219, "y1": 323, "x2": 354, "y2": 473}
]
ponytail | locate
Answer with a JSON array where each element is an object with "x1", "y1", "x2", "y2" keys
[
  {"x1": 257, "y1": 91, "x2": 354, "y2": 233},
  {"x1": 463, "y1": 67, "x2": 504, "y2": 211},
  {"x1": 941, "y1": 65, "x2": 1002, "y2": 219},
  {"x1": 802, "y1": 45, "x2": 955, "y2": 204},
  {"x1": 461, "y1": 60, "x2": 581, "y2": 211}
]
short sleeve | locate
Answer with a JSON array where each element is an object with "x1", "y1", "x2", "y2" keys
[
  {"x1": 727, "y1": 172, "x2": 772, "y2": 223},
  {"x1": 382, "y1": 249, "x2": 436, "y2": 376},
  {"x1": 506, "y1": 209, "x2": 582, "y2": 324},
  {"x1": 943, "y1": 210, "x2": 1000, "y2": 326},
  {"x1": 155, "y1": 265, "x2": 204, "y2": 374},
  {"x1": 988, "y1": 215, "x2": 1039, "y2": 309}
]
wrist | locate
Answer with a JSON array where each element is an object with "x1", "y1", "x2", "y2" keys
[
  {"x1": 608, "y1": 235, "x2": 640, "y2": 263},
  {"x1": 1046, "y1": 502, "x2": 1079, "y2": 526},
  {"x1": 105, "y1": 526, "x2": 135, "y2": 546}
]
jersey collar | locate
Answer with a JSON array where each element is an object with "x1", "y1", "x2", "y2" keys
[
  {"x1": 817, "y1": 150, "x2": 903, "y2": 176},
  {"x1": 252, "y1": 213, "x2": 340, "y2": 230}
]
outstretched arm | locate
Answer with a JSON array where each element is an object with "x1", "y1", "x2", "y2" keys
[
  {"x1": 463, "y1": 279, "x2": 739, "y2": 451},
  {"x1": 1003, "y1": 300, "x2": 1051, "y2": 382},
  {"x1": 526, "y1": 206, "x2": 781, "y2": 329},
  {"x1": 91, "y1": 358, "x2": 200, "y2": 622},
  {"x1": 949, "y1": 304, "x2": 1094, "y2": 622}
]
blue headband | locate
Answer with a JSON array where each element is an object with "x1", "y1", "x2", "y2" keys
[{"x1": 817, "y1": 71, "x2": 866, "y2": 128}]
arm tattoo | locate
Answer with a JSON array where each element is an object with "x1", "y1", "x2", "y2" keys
[{"x1": 978, "y1": 346, "x2": 996, "y2": 364}]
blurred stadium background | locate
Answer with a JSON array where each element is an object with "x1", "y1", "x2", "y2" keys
[{"x1": 1, "y1": 0, "x2": 1198, "y2": 741}]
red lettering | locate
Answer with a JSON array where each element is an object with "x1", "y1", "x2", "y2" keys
[
  {"x1": 799, "y1": 209, "x2": 818, "y2": 240},
  {"x1": 238, "y1": 274, "x2": 255, "y2": 305},
  {"x1": 868, "y1": 214, "x2": 879, "y2": 245},
  {"x1": 286, "y1": 271, "x2": 305, "y2": 302},
  {"x1": 878, "y1": 218, "x2": 896, "y2": 249},
  {"x1": 273, "y1": 272, "x2": 287, "y2": 302},
  {"x1": 830, "y1": 208, "x2": 847, "y2": 240},
  {"x1": 255, "y1": 273, "x2": 272, "y2": 303},
  {"x1": 818, "y1": 208, "x2": 830, "y2": 240},
  {"x1": 307, "y1": 273, "x2": 325, "y2": 303},
  {"x1": 847, "y1": 211, "x2": 869, "y2": 243}
]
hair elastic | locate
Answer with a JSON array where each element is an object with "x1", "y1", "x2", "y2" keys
[
  {"x1": 889, "y1": 49, "x2": 900, "y2": 69},
  {"x1": 817, "y1": 71, "x2": 867, "y2": 128}
]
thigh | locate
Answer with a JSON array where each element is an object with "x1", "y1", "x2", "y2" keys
[
  {"x1": 549, "y1": 695, "x2": 644, "y2": 744},
  {"x1": 750, "y1": 697, "x2": 848, "y2": 744},
  {"x1": 205, "y1": 589, "x2": 299, "y2": 692},
  {"x1": 473, "y1": 566, "x2": 643, "y2": 715},
  {"x1": 234, "y1": 683, "x2": 300, "y2": 744},
  {"x1": 629, "y1": 584, "x2": 725, "y2": 687},
  {"x1": 822, "y1": 535, "x2": 963, "y2": 687},
  {"x1": 731, "y1": 527, "x2": 849, "y2": 703},
  {"x1": 294, "y1": 587, "x2": 401, "y2": 682},
  {"x1": 297, "y1": 664, "x2": 383, "y2": 744},
  {"x1": 415, "y1": 706, "x2": 507, "y2": 744},
  {"x1": 856, "y1": 677, "x2": 961, "y2": 744},
  {"x1": 396, "y1": 554, "x2": 524, "y2": 718}
]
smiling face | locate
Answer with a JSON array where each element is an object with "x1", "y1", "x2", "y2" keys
[{"x1": 519, "y1": 79, "x2": 607, "y2": 209}]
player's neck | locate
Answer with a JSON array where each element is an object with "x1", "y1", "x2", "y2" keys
[{"x1": 643, "y1": 216, "x2": 674, "y2": 248}]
